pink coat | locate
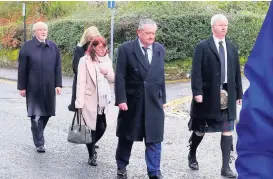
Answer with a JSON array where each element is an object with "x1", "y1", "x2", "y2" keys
[{"x1": 75, "y1": 55, "x2": 114, "y2": 130}]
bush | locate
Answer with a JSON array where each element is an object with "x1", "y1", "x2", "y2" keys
[
  {"x1": 0, "y1": 49, "x2": 19, "y2": 61},
  {"x1": 48, "y1": 18, "x2": 111, "y2": 53},
  {"x1": 1, "y1": 24, "x2": 24, "y2": 49},
  {"x1": 0, "y1": 1, "x2": 269, "y2": 78},
  {"x1": 114, "y1": 11, "x2": 264, "y2": 62}
]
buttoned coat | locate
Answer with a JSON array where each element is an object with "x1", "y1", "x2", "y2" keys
[
  {"x1": 75, "y1": 54, "x2": 114, "y2": 130},
  {"x1": 190, "y1": 36, "x2": 243, "y2": 121},
  {"x1": 69, "y1": 42, "x2": 89, "y2": 111},
  {"x1": 17, "y1": 37, "x2": 62, "y2": 117},
  {"x1": 115, "y1": 38, "x2": 167, "y2": 143}
]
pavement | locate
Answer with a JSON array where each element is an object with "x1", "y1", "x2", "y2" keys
[{"x1": 0, "y1": 67, "x2": 250, "y2": 179}]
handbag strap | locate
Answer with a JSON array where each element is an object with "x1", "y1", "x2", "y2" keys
[
  {"x1": 70, "y1": 111, "x2": 77, "y2": 130},
  {"x1": 78, "y1": 109, "x2": 88, "y2": 132}
]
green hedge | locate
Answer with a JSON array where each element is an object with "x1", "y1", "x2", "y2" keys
[
  {"x1": 47, "y1": 11, "x2": 264, "y2": 63},
  {"x1": 0, "y1": 2, "x2": 267, "y2": 78},
  {"x1": 48, "y1": 18, "x2": 111, "y2": 54}
]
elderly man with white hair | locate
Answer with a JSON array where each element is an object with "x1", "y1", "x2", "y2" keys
[
  {"x1": 17, "y1": 21, "x2": 62, "y2": 153},
  {"x1": 188, "y1": 14, "x2": 243, "y2": 178}
]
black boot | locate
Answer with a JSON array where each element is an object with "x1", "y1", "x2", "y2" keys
[
  {"x1": 87, "y1": 143, "x2": 97, "y2": 166},
  {"x1": 220, "y1": 135, "x2": 237, "y2": 178},
  {"x1": 188, "y1": 132, "x2": 203, "y2": 170}
]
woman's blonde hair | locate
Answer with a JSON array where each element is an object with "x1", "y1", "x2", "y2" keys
[{"x1": 78, "y1": 26, "x2": 101, "y2": 47}]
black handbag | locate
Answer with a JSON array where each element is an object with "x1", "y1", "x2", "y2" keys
[{"x1": 67, "y1": 110, "x2": 92, "y2": 144}]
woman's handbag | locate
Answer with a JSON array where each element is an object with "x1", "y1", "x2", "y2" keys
[{"x1": 67, "y1": 110, "x2": 92, "y2": 144}]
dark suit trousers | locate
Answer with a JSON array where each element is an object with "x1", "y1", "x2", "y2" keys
[
  {"x1": 116, "y1": 137, "x2": 162, "y2": 176},
  {"x1": 69, "y1": 75, "x2": 77, "y2": 110},
  {"x1": 30, "y1": 116, "x2": 49, "y2": 147}
]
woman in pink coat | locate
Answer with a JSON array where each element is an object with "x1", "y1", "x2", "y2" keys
[{"x1": 75, "y1": 36, "x2": 114, "y2": 166}]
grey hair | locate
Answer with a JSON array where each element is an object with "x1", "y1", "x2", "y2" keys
[
  {"x1": 210, "y1": 14, "x2": 228, "y2": 26},
  {"x1": 138, "y1": 19, "x2": 158, "y2": 30},
  {"x1": 32, "y1": 21, "x2": 48, "y2": 33}
]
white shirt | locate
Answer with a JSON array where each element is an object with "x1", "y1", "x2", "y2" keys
[
  {"x1": 213, "y1": 36, "x2": 227, "y2": 83},
  {"x1": 138, "y1": 39, "x2": 153, "y2": 64}
]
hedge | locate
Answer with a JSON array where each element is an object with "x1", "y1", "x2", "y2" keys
[
  {"x1": 46, "y1": 11, "x2": 264, "y2": 62},
  {"x1": 0, "y1": 6, "x2": 266, "y2": 77}
]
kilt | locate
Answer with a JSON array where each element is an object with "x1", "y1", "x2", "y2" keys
[{"x1": 188, "y1": 108, "x2": 235, "y2": 133}]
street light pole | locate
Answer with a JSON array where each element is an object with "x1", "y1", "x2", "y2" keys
[
  {"x1": 22, "y1": 2, "x2": 26, "y2": 42},
  {"x1": 108, "y1": 1, "x2": 116, "y2": 63},
  {"x1": 110, "y1": 7, "x2": 115, "y2": 62}
]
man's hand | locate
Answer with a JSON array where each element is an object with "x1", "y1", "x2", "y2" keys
[
  {"x1": 237, "y1": 99, "x2": 242, "y2": 105},
  {"x1": 163, "y1": 104, "x2": 167, "y2": 109},
  {"x1": 56, "y1": 87, "x2": 62, "y2": 95},
  {"x1": 118, "y1": 103, "x2": 128, "y2": 111},
  {"x1": 19, "y1": 90, "x2": 26, "y2": 97},
  {"x1": 194, "y1": 95, "x2": 203, "y2": 103}
]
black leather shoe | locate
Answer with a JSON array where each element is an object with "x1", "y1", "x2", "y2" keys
[
  {"x1": 149, "y1": 173, "x2": 163, "y2": 179},
  {"x1": 188, "y1": 153, "x2": 199, "y2": 170},
  {"x1": 221, "y1": 168, "x2": 237, "y2": 178},
  {"x1": 88, "y1": 157, "x2": 97, "y2": 166},
  {"x1": 36, "y1": 146, "x2": 45, "y2": 153},
  {"x1": 117, "y1": 168, "x2": 127, "y2": 179}
]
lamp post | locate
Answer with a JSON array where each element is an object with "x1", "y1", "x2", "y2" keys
[
  {"x1": 22, "y1": 2, "x2": 26, "y2": 42},
  {"x1": 108, "y1": 1, "x2": 116, "y2": 62}
]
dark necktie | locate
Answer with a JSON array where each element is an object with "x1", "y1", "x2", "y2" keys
[
  {"x1": 219, "y1": 41, "x2": 225, "y2": 83},
  {"x1": 40, "y1": 42, "x2": 45, "y2": 47},
  {"x1": 142, "y1": 47, "x2": 150, "y2": 66}
]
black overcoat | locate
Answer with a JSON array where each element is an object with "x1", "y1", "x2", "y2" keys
[
  {"x1": 190, "y1": 36, "x2": 243, "y2": 121},
  {"x1": 69, "y1": 42, "x2": 89, "y2": 111},
  {"x1": 17, "y1": 37, "x2": 62, "y2": 117},
  {"x1": 115, "y1": 39, "x2": 166, "y2": 143}
]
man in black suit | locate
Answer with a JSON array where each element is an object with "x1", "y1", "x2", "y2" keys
[
  {"x1": 188, "y1": 14, "x2": 243, "y2": 178},
  {"x1": 17, "y1": 22, "x2": 62, "y2": 153},
  {"x1": 114, "y1": 19, "x2": 166, "y2": 179}
]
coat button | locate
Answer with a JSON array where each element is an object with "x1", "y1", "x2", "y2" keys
[
  {"x1": 217, "y1": 73, "x2": 220, "y2": 76},
  {"x1": 217, "y1": 83, "x2": 219, "y2": 87},
  {"x1": 144, "y1": 81, "x2": 146, "y2": 84}
]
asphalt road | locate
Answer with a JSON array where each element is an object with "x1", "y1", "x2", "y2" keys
[{"x1": 0, "y1": 71, "x2": 249, "y2": 179}]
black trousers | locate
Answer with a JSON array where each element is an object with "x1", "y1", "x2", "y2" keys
[
  {"x1": 30, "y1": 116, "x2": 49, "y2": 147},
  {"x1": 86, "y1": 113, "x2": 107, "y2": 156},
  {"x1": 68, "y1": 75, "x2": 77, "y2": 111}
]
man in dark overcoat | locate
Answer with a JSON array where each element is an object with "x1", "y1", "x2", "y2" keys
[
  {"x1": 17, "y1": 21, "x2": 62, "y2": 153},
  {"x1": 114, "y1": 19, "x2": 166, "y2": 179},
  {"x1": 188, "y1": 14, "x2": 243, "y2": 178}
]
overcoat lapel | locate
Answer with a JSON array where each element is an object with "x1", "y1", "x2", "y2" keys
[
  {"x1": 133, "y1": 39, "x2": 149, "y2": 71},
  {"x1": 208, "y1": 36, "x2": 220, "y2": 61},
  {"x1": 146, "y1": 43, "x2": 160, "y2": 75},
  {"x1": 85, "y1": 56, "x2": 97, "y2": 86}
]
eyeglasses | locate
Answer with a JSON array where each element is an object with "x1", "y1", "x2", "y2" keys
[{"x1": 95, "y1": 46, "x2": 107, "y2": 50}]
